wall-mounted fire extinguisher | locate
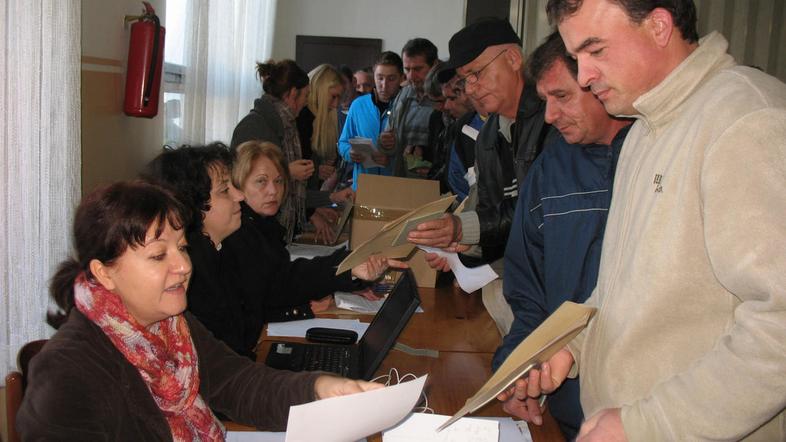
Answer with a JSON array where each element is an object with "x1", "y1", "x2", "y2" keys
[{"x1": 123, "y1": 2, "x2": 165, "y2": 118}]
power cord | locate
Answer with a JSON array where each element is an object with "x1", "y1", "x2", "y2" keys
[{"x1": 371, "y1": 367, "x2": 434, "y2": 414}]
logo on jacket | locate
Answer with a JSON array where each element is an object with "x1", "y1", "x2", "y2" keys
[{"x1": 653, "y1": 174, "x2": 663, "y2": 193}]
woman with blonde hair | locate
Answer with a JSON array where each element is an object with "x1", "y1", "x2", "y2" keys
[{"x1": 297, "y1": 63, "x2": 345, "y2": 189}]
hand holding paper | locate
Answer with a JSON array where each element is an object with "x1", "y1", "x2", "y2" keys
[
  {"x1": 497, "y1": 348, "x2": 574, "y2": 425},
  {"x1": 437, "y1": 302, "x2": 595, "y2": 431}
]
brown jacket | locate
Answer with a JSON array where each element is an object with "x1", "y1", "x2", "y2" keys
[{"x1": 18, "y1": 310, "x2": 320, "y2": 441}]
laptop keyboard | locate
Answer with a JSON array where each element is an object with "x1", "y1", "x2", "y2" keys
[{"x1": 301, "y1": 345, "x2": 352, "y2": 376}]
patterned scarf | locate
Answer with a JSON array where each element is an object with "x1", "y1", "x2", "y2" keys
[
  {"x1": 271, "y1": 96, "x2": 306, "y2": 243},
  {"x1": 74, "y1": 273, "x2": 224, "y2": 442}
]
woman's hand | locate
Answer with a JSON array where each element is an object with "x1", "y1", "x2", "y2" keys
[
  {"x1": 330, "y1": 187, "x2": 354, "y2": 204},
  {"x1": 314, "y1": 375, "x2": 384, "y2": 400},
  {"x1": 318, "y1": 164, "x2": 336, "y2": 181},
  {"x1": 351, "y1": 255, "x2": 408, "y2": 281},
  {"x1": 309, "y1": 295, "x2": 333, "y2": 313},
  {"x1": 310, "y1": 211, "x2": 334, "y2": 244},
  {"x1": 289, "y1": 159, "x2": 315, "y2": 181}
]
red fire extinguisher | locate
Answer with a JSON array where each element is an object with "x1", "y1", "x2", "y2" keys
[{"x1": 124, "y1": 2, "x2": 165, "y2": 118}]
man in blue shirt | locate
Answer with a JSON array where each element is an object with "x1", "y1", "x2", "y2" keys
[{"x1": 494, "y1": 31, "x2": 631, "y2": 439}]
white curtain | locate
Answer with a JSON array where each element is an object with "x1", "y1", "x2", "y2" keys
[
  {"x1": 180, "y1": 0, "x2": 277, "y2": 145},
  {"x1": 0, "y1": 0, "x2": 81, "y2": 384}
]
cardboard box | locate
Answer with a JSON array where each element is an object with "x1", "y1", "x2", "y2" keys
[{"x1": 351, "y1": 174, "x2": 441, "y2": 288}]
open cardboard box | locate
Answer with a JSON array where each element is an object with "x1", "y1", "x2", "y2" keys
[{"x1": 352, "y1": 174, "x2": 440, "y2": 288}]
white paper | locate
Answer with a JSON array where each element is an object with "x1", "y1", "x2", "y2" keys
[
  {"x1": 461, "y1": 124, "x2": 479, "y2": 141},
  {"x1": 418, "y1": 246, "x2": 498, "y2": 293},
  {"x1": 286, "y1": 241, "x2": 347, "y2": 260},
  {"x1": 285, "y1": 375, "x2": 427, "y2": 442},
  {"x1": 226, "y1": 432, "x2": 286, "y2": 442},
  {"x1": 383, "y1": 414, "x2": 532, "y2": 442},
  {"x1": 334, "y1": 292, "x2": 425, "y2": 315},
  {"x1": 464, "y1": 167, "x2": 477, "y2": 187},
  {"x1": 383, "y1": 413, "x2": 498, "y2": 442},
  {"x1": 266, "y1": 318, "x2": 370, "y2": 338},
  {"x1": 349, "y1": 137, "x2": 382, "y2": 168}
]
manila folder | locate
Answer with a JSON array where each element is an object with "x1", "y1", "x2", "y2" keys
[{"x1": 437, "y1": 301, "x2": 596, "y2": 431}]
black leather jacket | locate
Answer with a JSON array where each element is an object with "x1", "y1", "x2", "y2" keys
[{"x1": 474, "y1": 83, "x2": 554, "y2": 263}]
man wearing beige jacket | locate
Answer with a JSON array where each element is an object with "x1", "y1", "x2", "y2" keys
[{"x1": 498, "y1": 0, "x2": 786, "y2": 441}]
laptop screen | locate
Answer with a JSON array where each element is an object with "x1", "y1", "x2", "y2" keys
[{"x1": 358, "y1": 269, "x2": 420, "y2": 380}]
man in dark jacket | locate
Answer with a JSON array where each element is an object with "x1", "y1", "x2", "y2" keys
[{"x1": 407, "y1": 18, "x2": 553, "y2": 264}]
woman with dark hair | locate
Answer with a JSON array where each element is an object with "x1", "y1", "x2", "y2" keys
[
  {"x1": 17, "y1": 180, "x2": 380, "y2": 440},
  {"x1": 145, "y1": 143, "x2": 399, "y2": 359},
  {"x1": 231, "y1": 59, "x2": 350, "y2": 243}
]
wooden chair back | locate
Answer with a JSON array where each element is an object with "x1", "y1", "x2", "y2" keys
[{"x1": 5, "y1": 340, "x2": 47, "y2": 442}]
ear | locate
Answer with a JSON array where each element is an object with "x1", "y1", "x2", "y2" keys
[
  {"x1": 647, "y1": 8, "x2": 675, "y2": 48},
  {"x1": 89, "y1": 259, "x2": 117, "y2": 291},
  {"x1": 506, "y1": 47, "x2": 524, "y2": 72}
]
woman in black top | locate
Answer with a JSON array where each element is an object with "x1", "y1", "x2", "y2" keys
[{"x1": 145, "y1": 143, "x2": 398, "y2": 359}]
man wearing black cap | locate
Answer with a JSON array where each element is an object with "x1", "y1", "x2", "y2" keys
[{"x1": 408, "y1": 18, "x2": 553, "y2": 266}]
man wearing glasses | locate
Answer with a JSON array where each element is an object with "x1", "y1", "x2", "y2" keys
[{"x1": 409, "y1": 18, "x2": 554, "y2": 269}]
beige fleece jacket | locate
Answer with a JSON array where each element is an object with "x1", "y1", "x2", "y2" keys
[{"x1": 568, "y1": 32, "x2": 786, "y2": 441}]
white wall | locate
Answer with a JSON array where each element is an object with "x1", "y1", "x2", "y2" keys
[
  {"x1": 271, "y1": 0, "x2": 465, "y2": 61},
  {"x1": 81, "y1": 0, "x2": 166, "y2": 193}
]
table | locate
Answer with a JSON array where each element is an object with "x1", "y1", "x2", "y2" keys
[{"x1": 238, "y1": 279, "x2": 564, "y2": 441}]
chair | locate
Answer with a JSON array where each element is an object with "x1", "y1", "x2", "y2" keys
[{"x1": 5, "y1": 340, "x2": 47, "y2": 442}]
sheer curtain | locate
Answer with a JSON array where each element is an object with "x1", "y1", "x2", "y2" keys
[
  {"x1": 180, "y1": 0, "x2": 277, "y2": 145},
  {"x1": 0, "y1": 1, "x2": 81, "y2": 384}
]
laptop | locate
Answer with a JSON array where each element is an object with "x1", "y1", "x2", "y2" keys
[{"x1": 264, "y1": 269, "x2": 420, "y2": 380}]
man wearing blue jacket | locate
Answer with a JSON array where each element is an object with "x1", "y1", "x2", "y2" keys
[
  {"x1": 338, "y1": 52, "x2": 403, "y2": 190},
  {"x1": 493, "y1": 32, "x2": 630, "y2": 439}
]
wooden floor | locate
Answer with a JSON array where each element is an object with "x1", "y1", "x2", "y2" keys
[{"x1": 236, "y1": 275, "x2": 565, "y2": 441}]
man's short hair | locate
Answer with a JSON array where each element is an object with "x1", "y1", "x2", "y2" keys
[
  {"x1": 402, "y1": 38, "x2": 438, "y2": 66},
  {"x1": 527, "y1": 31, "x2": 578, "y2": 83},
  {"x1": 424, "y1": 61, "x2": 445, "y2": 98},
  {"x1": 374, "y1": 51, "x2": 404, "y2": 74},
  {"x1": 546, "y1": 0, "x2": 699, "y2": 43}
]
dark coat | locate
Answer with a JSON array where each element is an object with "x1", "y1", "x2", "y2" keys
[
  {"x1": 231, "y1": 95, "x2": 284, "y2": 151},
  {"x1": 472, "y1": 83, "x2": 554, "y2": 263},
  {"x1": 17, "y1": 310, "x2": 320, "y2": 441},
  {"x1": 222, "y1": 202, "x2": 364, "y2": 322}
]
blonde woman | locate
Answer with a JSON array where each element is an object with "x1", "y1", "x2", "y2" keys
[{"x1": 297, "y1": 64, "x2": 346, "y2": 189}]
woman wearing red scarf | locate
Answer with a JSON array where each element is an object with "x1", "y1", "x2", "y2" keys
[{"x1": 17, "y1": 181, "x2": 380, "y2": 441}]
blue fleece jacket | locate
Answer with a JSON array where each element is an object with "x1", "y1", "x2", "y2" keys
[
  {"x1": 494, "y1": 126, "x2": 629, "y2": 438},
  {"x1": 338, "y1": 93, "x2": 393, "y2": 190}
]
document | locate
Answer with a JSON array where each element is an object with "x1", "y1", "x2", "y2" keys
[
  {"x1": 266, "y1": 318, "x2": 369, "y2": 338},
  {"x1": 226, "y1": 432, "x2": 285, "y2": 442},
  {"x1": 437, "y1": 302, "x2": 596, "y2": 431},
  {"x1": 417, "y1": 246, "x2": 498, "y2": 293},
  {"x1": 350, "y1": 137, "x2": 382, "y2": 168},
  {"x1": 286, "y1": 241, "x2": 348, "y2": 260},
  {"x1": 285, "y1": 375, "x2": 427, "y2": 442},
  {"x1": 334, "y1": 292, "x2": 425, "y2": 315},
  {"x1": 384, "y1": 413, "x2": 498, "y2": 441},
  {"x1": 336, "y1": 195, "x2": 456, "y2": 275}
]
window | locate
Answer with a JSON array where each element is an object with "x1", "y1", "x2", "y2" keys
[{"x1": 163, "y1": 0, "x2": 187, "y2": 146}]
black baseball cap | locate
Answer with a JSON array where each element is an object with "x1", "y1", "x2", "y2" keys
[{"x1": 442, "y1": 18, "x2": 522, "y2": 75}]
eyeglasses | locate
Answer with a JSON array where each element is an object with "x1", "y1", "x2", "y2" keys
[{"x1": 456, "y1": 49, "x2": 508, "y2": 89}]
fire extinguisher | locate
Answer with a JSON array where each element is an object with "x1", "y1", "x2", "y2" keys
[{"x1": 123, "y1": 2, "x2": 165, "y2": 118}]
